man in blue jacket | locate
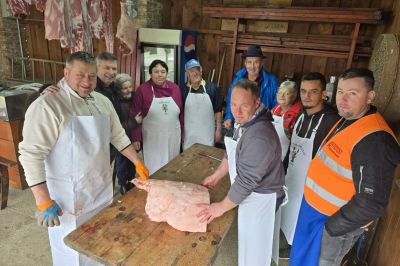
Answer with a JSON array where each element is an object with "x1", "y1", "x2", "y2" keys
[{"x1": 223, "y1": 45, "x2": 278, "y2": 129}]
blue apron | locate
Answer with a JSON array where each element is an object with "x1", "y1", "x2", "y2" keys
[{"x1": 290, "y1": 198, "x2": 328, "y2": 266}]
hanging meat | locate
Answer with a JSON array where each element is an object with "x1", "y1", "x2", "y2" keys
[
  {"x1": 44, "y1": 0, "x2": 92, "y2": 53},
  {"x1": 100, "y1": 0, "x2": 114, "y2": 53},
  {"x1": 8, "y1": 0, "x2": 114, "y2": 53},
  {"x1": 7, "y1": 0, "x2": 46, "y2": 16},
  {"x1": 116, "y1": 1, "x2": 137, "y2": 55},
  {"x1": 132, "y1": 179, "x2": 210, "y2": 233}
]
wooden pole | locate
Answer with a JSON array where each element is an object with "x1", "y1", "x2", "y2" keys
[
  {"x1": 217, "y1": 49, "x2": 226, "y2": 87},
  {"x1": 346, "y1": 23, "x2": 361, "y2": 69},
  {"x1": 135, "y1": 31, "x2": 141, "y2": 90},
  {"x1": 229, "y1": 18, "x2": 239, "y2": 81}
]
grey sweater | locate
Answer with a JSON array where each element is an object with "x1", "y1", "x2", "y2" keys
[{"x1": 227, "y1": 108, "x2": 285, "y2": 204}]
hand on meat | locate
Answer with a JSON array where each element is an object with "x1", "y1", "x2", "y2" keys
[
  {"x1": 197, "y1": 196, "x2": 237, "y2": 224},
  {"x1": 131, "y1": 178, "x2": 151, "y2": 191},
  {"x1": 197, "y1": 202, "x2": 226, "y2": 224}
]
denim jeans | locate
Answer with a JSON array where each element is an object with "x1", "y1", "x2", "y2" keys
[{"x1": 319, "y1": 226, "x2": 365, "y2": 266}]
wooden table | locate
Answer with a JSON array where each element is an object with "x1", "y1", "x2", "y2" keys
[
  {"x1": 64, "y1": 144, "x2": 236, "y2": 265},
  {"x1": 0, "y1": 157, "x2": 16, "y2": 209}
]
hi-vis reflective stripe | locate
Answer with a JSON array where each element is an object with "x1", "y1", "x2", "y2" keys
[
  {"x1": 305, "y1": 177, "x2": 347, "y2": 207},
  {"x1": 318, "y1": 150, "x2": 352, "y2": 180}
]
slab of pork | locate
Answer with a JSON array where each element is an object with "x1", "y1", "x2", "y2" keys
[
  {"x1": 116, "y1": 1, "x2": 137, "y2": 55},
  {"x1": 133, "y1": 179, "x2": 209, "y2": 233}
]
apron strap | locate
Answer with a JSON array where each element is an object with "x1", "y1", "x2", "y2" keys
[
  {"x1": 310, "y1": 113, "x2": 325, "y2": 137},
  {"x1": 293, "y1": 113, "x2": 305, "y2": 134},
  {"x1": 201, "y1": 84, "x2": 207, "y2": 94},
  {"x1": 151, "y1": 85, "x2": 156, "y2": 98},
  {"x1": 304, "y1": 115, "x2": 314, "y2": 136}
]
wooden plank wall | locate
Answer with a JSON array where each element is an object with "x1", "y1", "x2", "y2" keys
[
  {"x1": 19, "y1": 0, "x2": 394, "y2": 91},
  {"x1": 163, "y1": 0, "x2": 395, "y2": 94}
]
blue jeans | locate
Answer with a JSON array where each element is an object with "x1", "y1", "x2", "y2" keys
[{"x1": 319, "y1": 227, "x2": 365, "y2": 266}]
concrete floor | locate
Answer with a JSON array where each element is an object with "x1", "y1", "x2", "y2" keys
[{"x1": 0, "y1": 186, "x2": 289, "y2": 266}]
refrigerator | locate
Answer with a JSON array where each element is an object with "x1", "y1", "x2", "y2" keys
[{"x1": 138, "y1": 28, "x2": 198, "y2": 87}]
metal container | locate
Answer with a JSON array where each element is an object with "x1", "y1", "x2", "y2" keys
[{"x1": 0, "y1": 89, "x2": 39, "y2": 121}]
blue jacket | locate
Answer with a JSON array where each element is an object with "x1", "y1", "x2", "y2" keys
[{"x1": 224, "y1": 67, "x2": 278, "y2": 122}]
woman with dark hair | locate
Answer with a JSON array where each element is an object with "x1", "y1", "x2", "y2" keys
[{"x1": 130, "y1": 59, "x2": 183, "y2": 175}]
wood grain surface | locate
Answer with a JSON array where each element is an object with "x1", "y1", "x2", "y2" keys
[{"x1": 65, "y1": 144, "x2": 236, "y2": 266}]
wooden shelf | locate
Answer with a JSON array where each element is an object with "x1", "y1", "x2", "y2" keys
[
  {"x1": 202, "y1": 6, "x2": 384, "y2": 80},
  {"x1": 203, "y1": 6, "x2": 383, "y2": 24}
]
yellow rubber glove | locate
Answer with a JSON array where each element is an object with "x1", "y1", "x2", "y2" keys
[{"x1": 135, "y1": 160, "x2": 149, "y2": 180}]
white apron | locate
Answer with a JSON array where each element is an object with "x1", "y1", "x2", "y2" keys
[
  {"x1": 183, "y1": 84, "x2": 215, "y2": 150},
  {"x1": 225, "y1": 136, "x2": 276, "y2": 266},
  {"x1": 281, "y1": 113, "x2": 324, "y2": 245},
  {"x1": 45, "y1": 85, "x2": 111, "y2": 266},
  {"x1": 272, "y1": 113, "x2": 290, "y2": 161},
  {"x1": 142, "y1": 85, "x2": 181, "y2": 175}
]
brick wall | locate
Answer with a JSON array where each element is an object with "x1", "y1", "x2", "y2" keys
[
  {"x1": 0, "y1": 16, "x2": 29, "y2": 82},
  {"x1": 135, "y1": 0, "x2": 163, "y2": 28}
]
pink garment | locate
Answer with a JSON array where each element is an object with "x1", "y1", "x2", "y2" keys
[
  {"x1": 133, "y1": 179, "x2": 209, "y2": 233},
  {"x1": 130, "y1": 80, "x2": 183, "y2": 142}
]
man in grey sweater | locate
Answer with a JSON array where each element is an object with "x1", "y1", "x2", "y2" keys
[{"x1": 197, "y1": 79, "x2": 285, "y2": 266}]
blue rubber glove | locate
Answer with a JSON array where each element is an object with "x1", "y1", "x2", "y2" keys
[{"x1": 36, "y1": 200, "x2": 63, "y2": 227}]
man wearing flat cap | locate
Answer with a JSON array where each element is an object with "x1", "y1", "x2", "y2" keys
[
  {"x1": 224, "y1": 45, "x2": 278, "y2": 130},
  {"x1": 181, "y1": 59, "x2": 223, "y2": 150}
]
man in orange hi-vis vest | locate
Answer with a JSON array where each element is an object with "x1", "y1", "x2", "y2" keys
[{"x1": 290, "y1": 68, "x2": 400, "y2": 266}]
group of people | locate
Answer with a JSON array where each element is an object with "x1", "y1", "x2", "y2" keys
[
  {"x1": 18, "y1": 49, "x2": 224, "y2": 265},
  {"x1": 197, "y1": 45, "x2": 400, "y2": 266},
  {"x1": 18, "y1": 44, "x2": 400, "y2": 266}
]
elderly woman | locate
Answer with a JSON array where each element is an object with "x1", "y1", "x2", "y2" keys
[
  {"x1": 114, "y1": 73, "x2": 143, "y2": 194},
  {"x1": 271, "y1": 80, "x2": 302, "y2": 160},
  {"x1": 130, "y1": 60, "x2": 183, "y2": 175}
]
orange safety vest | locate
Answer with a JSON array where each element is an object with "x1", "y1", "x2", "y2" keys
[{"x1": 304, "y1": 113, "x2": 396, "y2": 216}]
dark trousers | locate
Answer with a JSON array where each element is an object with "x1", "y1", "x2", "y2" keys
[
  {"x1": 319, "y1": 227, "x2": 365, "y2": 266},
  {"x1": 115, "y1": 152, "x2": 136, "y2": 187}
]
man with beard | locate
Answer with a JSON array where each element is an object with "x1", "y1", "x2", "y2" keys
[
  {"x1": 290, "y1": 68, "x2": 400, "y2": 265},
  {"x1": 280, "y1": 72, "x2": 340, "y2": 251}
]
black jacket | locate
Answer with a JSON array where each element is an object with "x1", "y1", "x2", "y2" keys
[
  {"x1": 325, "y1": 106, "x2": 400, "y2": 236},
  {"x1": 283, "y1": 104, "x2": 340, "y2": 171},
  {"x1": 95, "y1": 77, "x2": 123, "y2": 122}
]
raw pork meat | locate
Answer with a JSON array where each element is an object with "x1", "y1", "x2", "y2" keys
[
  {"x1": 116, "y1": 1, "x2": 137, "y2": 55},
  {"x1": 133, "y1": 179, "x2": 210, "y2": 233},
  {"x1": 7, "y1": 0, "x2": 46, "y2": 16},
  {"x1": 44, "y1": 0, "x2": 113, "y2": 53},
  {"x1": 100, "y1": 0, "x2": 114, "y2": 53}
]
